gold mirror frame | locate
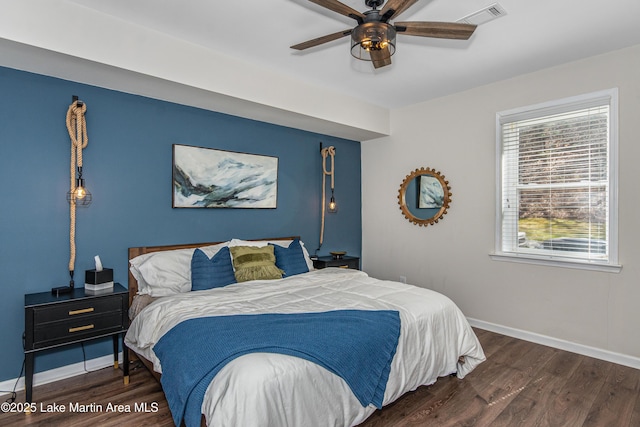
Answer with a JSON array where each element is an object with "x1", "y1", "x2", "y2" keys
[{"x1": 397, "y1": 167, "x2": 452, "y2": 227}]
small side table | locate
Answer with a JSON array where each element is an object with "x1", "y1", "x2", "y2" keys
[
  {"x1": 24, "y1": 283, "x2": 129, "y2": 403},
  {"x1": 313, "y1": 255, "x2": 360, "y2": 270}
]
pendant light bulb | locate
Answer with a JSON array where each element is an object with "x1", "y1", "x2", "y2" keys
[
  {"x1": 328, "y1": 190, "x2": 338, "y2": 213},
  {"x1": 75, "y1": 179, "x2": 86, "y2": 199}
]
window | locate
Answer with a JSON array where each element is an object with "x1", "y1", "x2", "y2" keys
[{"x1": 492, "y1": 89, "x2": 620, "y2": 272}]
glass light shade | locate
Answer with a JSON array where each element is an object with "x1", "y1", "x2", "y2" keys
[{"x1": 350, "y1": 22, "x2": 396, "y2": 61}]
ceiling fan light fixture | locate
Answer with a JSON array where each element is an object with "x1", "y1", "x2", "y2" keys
[{"x1": 350, "y1": 22, "x2": 396, "y2": 61}]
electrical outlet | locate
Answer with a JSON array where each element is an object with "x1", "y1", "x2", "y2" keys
[{"x1": 400, "y1": 276, "x2": 407, "y2": 284}]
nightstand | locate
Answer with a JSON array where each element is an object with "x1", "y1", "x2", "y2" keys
[
  {"x1": 313, "y1": 255, "x2": 360, "y2": 270},
  {"x1": 24, "y1": 283, "x2": 129, "y2": 403}
]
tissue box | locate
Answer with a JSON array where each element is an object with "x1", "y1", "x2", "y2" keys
[
  {"x1": 85, "y1": 268, "x2": 113, "y2": 285},
  {"x1": 85, "y1": 269, "x2": 114, "y2": 293}
]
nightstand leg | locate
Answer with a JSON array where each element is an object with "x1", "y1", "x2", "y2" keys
[
  {"x1": 112, "y1": 335, "x2": 119, "y2": 369},
  {"x1": 25, "y1": 352, "x2": 34, "y2": 403},
  {"x1": 122, "y1": 334, "x2": 130, "y2": 385}
]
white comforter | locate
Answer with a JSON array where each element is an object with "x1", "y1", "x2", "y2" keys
[{"x1": 125, "y1": 268, "x2": 485, "y2": 427}]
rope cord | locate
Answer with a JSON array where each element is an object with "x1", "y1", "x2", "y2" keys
[
  {"x1": 65, "y1": 100, "x2": 88, "y2": 277},
  {"x1": 319, "y1": 146, "x2": 336, "y2": 247}
]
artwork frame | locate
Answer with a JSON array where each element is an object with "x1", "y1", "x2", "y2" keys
[{"x1": 172, "y1": 144, "x2": 278, "y2": 209}]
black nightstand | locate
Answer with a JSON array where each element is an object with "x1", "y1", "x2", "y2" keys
[
  {"x1": 313, "y1": 255, "x2": 360, "y2": 270},
  {"x1": 24, "y1": 284, "x2": 129, "y2": 403}
]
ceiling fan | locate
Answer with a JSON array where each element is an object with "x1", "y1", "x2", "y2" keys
[{"x1": 290, "y1": 0, "x2": 477, "y2": 69}]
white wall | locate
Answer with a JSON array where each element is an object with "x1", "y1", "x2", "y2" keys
[{"x1": 362, "y1": 44, "x2": 640, "y2": 362}]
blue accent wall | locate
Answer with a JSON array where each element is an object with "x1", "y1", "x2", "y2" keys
[{"x1": 0, "y1": 66, "x2": 361, "y2": 382}]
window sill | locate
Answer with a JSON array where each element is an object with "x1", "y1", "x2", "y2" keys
[{"x1": 489, "y1": 252, "x2": 622, "y2": 273}]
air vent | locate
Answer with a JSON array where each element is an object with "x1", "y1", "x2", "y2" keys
[{"x1": 457, "y1": 3, "x2": 507, "y2": 26}]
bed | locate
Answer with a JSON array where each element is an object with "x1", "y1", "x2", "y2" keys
[{"x1": 124, "y1": 237, "x2": 485, "y2": 427}]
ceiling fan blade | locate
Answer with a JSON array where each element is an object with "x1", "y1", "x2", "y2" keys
[
  {"x1": 290, "y1": 29, "x2": 353, "y2": 50},
  {"x1": 395, "y1": 21, "x2": 477, "y2": 39},
  {"x1": 379, "y1": 0, "x2": 419, "y2": 21},
  {"x1": 308, "y1": 0, "x2": 366, "y2": 22},
  {"x1": 370, "y1": 47, "x2": 392, "y2": 69}
]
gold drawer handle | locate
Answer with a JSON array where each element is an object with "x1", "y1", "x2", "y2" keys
[
  {"x1": 69, "y1": 324, "x2": 94, "y2": 333},
  {"x1": 69, "y1": 307, "x2": 94, "y2": 316},
  {"x1": 339, "y1": 265, "x2": 350, "y2": 269}
]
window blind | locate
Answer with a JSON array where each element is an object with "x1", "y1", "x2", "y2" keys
[{"x1": 500, "y1": 103, "x2": 610, "y2": 261}]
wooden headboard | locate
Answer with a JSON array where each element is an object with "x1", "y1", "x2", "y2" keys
[{"x1": 127, "y1": 236, "x2": 300, "y2": 306}]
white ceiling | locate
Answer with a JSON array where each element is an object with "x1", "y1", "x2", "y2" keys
[
  {"x1": 68, "y1": 0, "x2": 640, "y2": 108},
  {"x1": 1, "y1": 0, "x2": 640, "y2": 140}
]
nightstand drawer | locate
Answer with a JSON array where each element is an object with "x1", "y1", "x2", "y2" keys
[
  {"x1": 33, "y1": 311, "x2": 123, "y2": 349},
  {"x1": 33, "y1": 296, "x2": 122, "y2": 324},
  {"x1": 331, "y1": 259, "x2": 359, "y2": 269}
]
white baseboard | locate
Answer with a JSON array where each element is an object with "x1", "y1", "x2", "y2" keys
[
  {"x1": 468, "y1": 318, "x2": 640, "y2": 370},
  {"x1": 0, "y1": 352, "x2": 123, "y2": 399}
]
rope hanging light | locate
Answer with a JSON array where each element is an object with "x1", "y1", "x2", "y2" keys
[
  {"x1": 65, "y1": 98, "x2": 91, "y2": 288},
  {"x1": 319, "y1": 145, "x2": 337, "y2": 251}
]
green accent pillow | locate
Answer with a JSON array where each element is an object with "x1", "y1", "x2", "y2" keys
[{"x1": 230, "y1": 245, "x2": 284, "y2": 282}]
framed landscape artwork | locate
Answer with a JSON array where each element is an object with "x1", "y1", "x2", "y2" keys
[
  {"x1": 418, "y1": 175, "x2": 444, "y2": 208},
  {"x1": 172, "y1": 144, "x2": 278, "y2": 208}
]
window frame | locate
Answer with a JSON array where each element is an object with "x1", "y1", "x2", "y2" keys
[{"x1": 491, "y1": 89, "x2": 621, "y2": 273}]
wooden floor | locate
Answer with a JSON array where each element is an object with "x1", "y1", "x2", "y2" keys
[{"x1": 2, "y1": 328, "x2": 639, "y2": 426}]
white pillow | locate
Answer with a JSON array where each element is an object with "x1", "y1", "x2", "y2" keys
[
  {"x1": 129, "y1": 242, "x2": 229, "y2": 297},
  {"x1": 228, "y1": 238, "x2": 315, "y2": 271}
]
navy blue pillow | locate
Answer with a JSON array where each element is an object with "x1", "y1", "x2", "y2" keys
[
  {"x1": 270, "y1": 239, "x2": 310, "y2": 277},
  {"x1": 191, "y1": 247, "x2": 236, "y2": 291}
]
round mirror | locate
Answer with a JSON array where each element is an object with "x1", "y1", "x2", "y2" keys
[{"x1": 398, "y1": 167, "x2": 452, "y2": 227}]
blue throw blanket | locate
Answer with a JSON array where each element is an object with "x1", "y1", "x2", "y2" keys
[{"x1": 153, "y1": 310, "x2": 401, "y2": 427}]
